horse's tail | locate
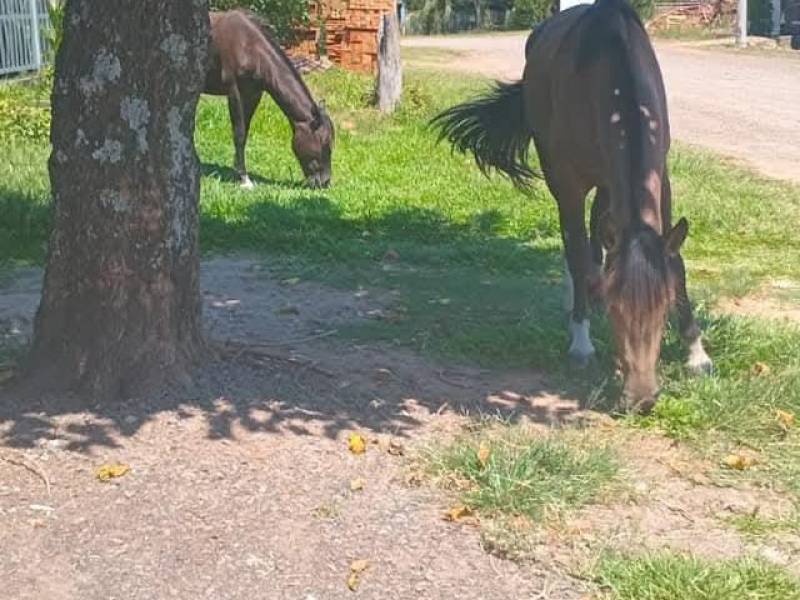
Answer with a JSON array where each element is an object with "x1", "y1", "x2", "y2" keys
[{"x1": 429, "y1": 81, "x2": 537, "y2": 189}]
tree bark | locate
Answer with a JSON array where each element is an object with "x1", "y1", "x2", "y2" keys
[
  {"x1": 28, "y1": 0, "x2": 209, "y2": 400},
  {"x1": 377, "y1": 12, "x2": 402, "y2": 114}
]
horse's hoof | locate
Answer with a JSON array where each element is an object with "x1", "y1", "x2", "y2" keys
[
  {"x1": 240, "y1": 176, "x2": 255, "y2": 190},
  {"x1": 687, "y1": 356, "x2": 713, "y2": 376}
]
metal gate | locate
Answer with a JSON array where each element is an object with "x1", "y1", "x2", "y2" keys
[{"x1": 0, "y1": 0, "x2": 51, "y2": 76}]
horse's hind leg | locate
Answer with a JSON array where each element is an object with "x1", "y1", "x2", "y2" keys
[{"x1": 588, "y1": 187, "x2": 610, "y2": 309}]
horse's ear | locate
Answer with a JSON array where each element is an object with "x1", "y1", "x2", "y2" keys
[{"x1": 665, "y1": 217, "x2": 689, "y2": 256}]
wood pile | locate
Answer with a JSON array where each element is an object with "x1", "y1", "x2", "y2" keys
[
  {"x1": 647, "y1": 0, "x2": 732, "y2": 29},
  {"x1": 286, "y1": 0, "x2": 397, "y2": 73}
]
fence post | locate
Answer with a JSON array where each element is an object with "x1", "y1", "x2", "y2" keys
[
  {"x1": 29, "y1": 0, "x2": 43, "y2": 70},
  {"x1": 376, "y1": 11, "x2": 402, "y2": 113}
]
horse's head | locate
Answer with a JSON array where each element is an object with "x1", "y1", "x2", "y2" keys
[
  {"x1": 603, "y1": 218, "x2": 688, "y2": 413},
  {"x1": 292, "y1": 103, "x2": 334, "y2": 189}
]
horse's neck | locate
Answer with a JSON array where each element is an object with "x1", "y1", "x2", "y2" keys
[{"x1": 258, "y1": 47, "x2": 316, "y2": 125}]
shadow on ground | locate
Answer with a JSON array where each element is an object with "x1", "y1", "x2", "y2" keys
[{"x1": 0, "y1": 184, "x2": 618, "y2": 453}]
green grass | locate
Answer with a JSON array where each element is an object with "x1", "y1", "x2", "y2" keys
[
  {"x1": 727, "y1": 512, "x2": 800, "y2": 538},
  {"x1": 1, "y1": 66, "x2": 800, "y2": 492},
  {"x1": 595, "y1": 552, "x2": 800, "y2": 600},
  {"x1": 423, "y1": 423, "x2": 619, "y2": 521}
]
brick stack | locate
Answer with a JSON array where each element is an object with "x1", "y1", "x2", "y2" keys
[{"x1": 286, "y1": 0, "x2": 396, "y2": 73}]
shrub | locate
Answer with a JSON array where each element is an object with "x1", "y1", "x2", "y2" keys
[{"x1": 208, "y1": 0, "x2": 310, "y2": 43}]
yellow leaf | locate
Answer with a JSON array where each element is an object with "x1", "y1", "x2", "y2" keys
[
  {"x1": 348, "y1": 433, "x2": 366, "y2": 455},
  {"x1": 350, "y1": 478, "x2": 365, "y2": 492},
  {"x1": 281, "y1": 277, "x2": 301, "y2": 286},
  {"x1": 752, "y1": 362, "x2": 771, "y2": 376},
  {"x1": 477, "y1": 442, "x2": 491, "y2": 468},
  {"x1": 347, "y1": 559, "x2": 369, "y2": 591},
  {"x1": 722, "y1": 453, "x2": 757, "y2": 471},
  {"x1": 347, "y1": 572, "x2": 360, "y2": 591},
  {"x1": 350, "y1": 559, "x2": 370, "y2": 573},
  {"x1": 444, "y1": 504, "x2": 473, "y2": 522},
  {"x1": 777, "y1": 410, "x2": 795, "y2": 428},
  {"x1": 95, "y1": 463, "x2": 130, "y2": 482}
]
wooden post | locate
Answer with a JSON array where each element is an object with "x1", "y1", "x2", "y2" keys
[{"x1": 377, "y1": 10, "x2": 402, "y2": 113}]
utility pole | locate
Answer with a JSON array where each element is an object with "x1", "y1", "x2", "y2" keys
[{"x1": 737, "y1": 0, "x2": 748, "y2": 47}]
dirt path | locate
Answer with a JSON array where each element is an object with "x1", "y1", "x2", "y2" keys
[
  {"x1": 2, "y1": 259, "x2": 797, "y2": 598},
  {"x1": 403, "y1": 34, "x2": 800, "y2": 183}
]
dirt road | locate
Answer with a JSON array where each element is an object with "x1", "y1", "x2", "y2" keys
[{"x1": 403, "y1": 34, "x2": 800, "y2": 183}]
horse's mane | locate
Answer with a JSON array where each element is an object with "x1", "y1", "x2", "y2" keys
[
  {"x1": 232, "y1": 8, "x2": 322, "y2": 119},
  {"x1": 577, "y1": 0, "x2": 671, "y2": 315}
]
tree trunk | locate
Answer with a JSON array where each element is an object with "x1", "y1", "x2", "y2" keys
[
  {"x1": 377, "y1": 12, "x2": 402, "y2": 114},
  {"x1": 28, "y1": 0, "x2": 209, "y2": 400}
]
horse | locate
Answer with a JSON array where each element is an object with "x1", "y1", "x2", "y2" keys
[
  {"x1": 204, "y1": 10, "x2": 334, "y2": 189},
  {"x1": 431, "y1": 0, "x2": 712, "y2": 412}
]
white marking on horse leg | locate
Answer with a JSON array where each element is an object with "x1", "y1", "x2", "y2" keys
[
  {"x1": 568, "y1": 319, "x2": 595, "y2": 360},
  {"x1": 240, "y1": 175, "x2": 255, "y2": 190},
  {"x1": 687, "y1": 337, "x2": 713, "y2": 374},
  {"x1": 562, "y1": 257, "x2": 574, "y2": 313}
]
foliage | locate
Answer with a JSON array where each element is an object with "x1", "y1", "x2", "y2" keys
[
  {"x1": 424, "y1": 424, "x2": 618, "y2": 520},
  {"x1": 508, "y1": 0, "x2": 551, "y2": 30},
  {"x1": 208, "y1": 0, "x2": 309, "y2": 43},
  {"x1": 44, "y1": 0, "x2": 66, "y2": 64},
  {"x1": 596, "y1": 553, "x2": 800, "y2": 600},
  {"x1": 630, "y1": 0, "x2": 656, "y2": 21},
  {"x1": 0, "y1": 83, "x2": 50, "y2": 142}
]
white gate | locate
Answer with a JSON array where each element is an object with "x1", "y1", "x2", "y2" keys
[{"x1": 0, "y1": 0, "x2": 51, "y2": 76}]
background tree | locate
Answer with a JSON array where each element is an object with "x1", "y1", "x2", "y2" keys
[
  {"x1": 208, "y1": 0, "x2": 310, "y2": 43},
  {"x1": 28, "y1": 0, "x2": 209, "y2": 399}
]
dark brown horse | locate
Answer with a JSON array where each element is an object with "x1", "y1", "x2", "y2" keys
[
  {"x1": 204, "y1": 10, "x2": 334, "y2": 189},
  {"x1": 432, "y1": 0, "x2": 712, "y2": 412}
]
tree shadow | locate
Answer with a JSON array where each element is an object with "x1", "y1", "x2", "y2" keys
[
  {"x1": 0, "y1": 191, "x2": 620, "y2": 453},
  {"x1": 201, "y1": 162, "x2": 304, "y2": 189}
]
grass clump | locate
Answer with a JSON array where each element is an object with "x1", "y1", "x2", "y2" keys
[
  {"x1": 595, "y1": 552, "x2": 800, "y2": 600},
  {"x1": 424, "y1": 424, "x2": 618, "y2": 521}
]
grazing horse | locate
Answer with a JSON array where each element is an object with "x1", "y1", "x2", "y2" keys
[
  {"x1": 431, "y1": 0, "x2": 712, "y2": 412},
  {"x1": 204, "y1": 10, "x2": 334, "y2": 189}
]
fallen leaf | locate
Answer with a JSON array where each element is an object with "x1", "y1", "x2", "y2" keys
[
  {"x1": 347, "y1": 559, "x2": 370, "y2": 591},
  {"x1": 444, "y1": 504, "x2": 473, "y2": 522},
  {"x1": 95, "y1": 463, "x2": 130, "y2": 482},
  {"x1": 350, "y1": 559, "x2": 370, "y2": 573},
  {"x1": 276, "y1": 304, "x2": 300, "y2": 316},
  {"x1": 387, "y1": 440, "x2": 405, "y2": 456},
  {"x1": 348, "y1": 434, "x2": 366, "y2": 455},
  {"x1": 722, "y1": 453, "x2": 757, "y2": 471},
  {"x1": 281, "y1": 277, "x2": 301, "y2": 286},
  {"x1": 752, "y1": 362, "x2": 771, "y2": 376},
  {"x1": 777, "y1": 410, "x2": 795, "y2": 429},
  {"x1": 477, "y1": 442, "x2": 491, "y2": 468},
  {"x1": 350, "y1": 478, "x2": 365, "y2": 492}
]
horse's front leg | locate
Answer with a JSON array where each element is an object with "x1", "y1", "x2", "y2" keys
[
  {"x1": 558, "y1": 186, "x2": 595, "y2": 367},
  {"x1": 662, "y1": 168, "x2": 712, "y2": 375},
  {"x1": 227, "y1": 83, "x2": 254, "y2": 189},
  {"x1": 672, "y1": 252, "x2": 713, "y2": 374}
]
